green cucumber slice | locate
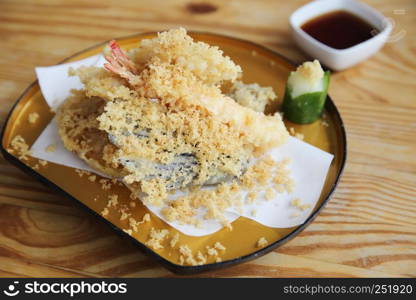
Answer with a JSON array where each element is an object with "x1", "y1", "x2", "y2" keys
[{"x1": 283, "y1": 71, "x2": 330, "y2": 124}]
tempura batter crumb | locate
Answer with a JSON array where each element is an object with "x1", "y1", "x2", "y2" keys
[
  {"x1": 170, "y1": 233, "x2": 179, "y2": 248},
  {"x1": 107, "y1": 194, "x2": 118, "y2": 208},
  {"x1": 39, "y1": 160, "x2": 48, "y2": 166},
  {"x1": 9, "y1": 135, "x2": 31, "y2": 160},
  {"x1": 146, "y1": 228, "x2": 170, "y2": 250},
  {"x1": 101, "y1": 207, "x2": 109, "y2": 217},
  {"x1": 291, "y1": 198, "x2": 311, "y2": 211},
  {"x1": 99, "y1": 179, "x2": 112, "y2": 190},
  {"x1": 45, "y1": 144, "x2": 56, "y2": 153},
  {"x1": 214, "y1": 242, "x2": 226, "y2": 252},
  {"x1": 178, "y1": 245, "x2": 197, "y2": 266},
  {"x1": 257, "y1": 237, "x2": 268, "y2": 248},
  {"x1": 123, "y1": 229, "x2": 133, "y2": 235},
  {"x1": 28, "y1": 112, "x2": 39, "y2": 124}
]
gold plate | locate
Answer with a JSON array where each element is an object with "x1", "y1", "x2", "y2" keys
[{"x1": 0, "y1": 32, "x2": 346, "y2": 274}]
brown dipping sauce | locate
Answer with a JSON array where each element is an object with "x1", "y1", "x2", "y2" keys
[{"x1": 301, "y1": 10, "x2": 378, "y2": 49}]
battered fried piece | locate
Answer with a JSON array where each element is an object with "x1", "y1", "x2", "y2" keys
[
  {"x1": 226, "y1": 80, "x2": 277, "y2": 113},
  {"x1": 57, "y1": 90, "x2": 126, "y2": 177},
  {"x1": 58, "y1": 28, "x2": 289, "y2": 206},
  {"x1": 100, "y1": 29, "x2": 288, "y2": 152}
]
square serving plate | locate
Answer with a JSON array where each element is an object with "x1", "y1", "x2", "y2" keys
[{"x1": 0, "y1": 32, "x2": 346, "y2": 274}]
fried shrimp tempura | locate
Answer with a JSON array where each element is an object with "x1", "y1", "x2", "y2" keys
[
  {"x1": 102, "y1": 28, "x2": 288, "y2": 152},
  {"x1": 59, "y1": 28, "x2": 289, "y2": 204}
]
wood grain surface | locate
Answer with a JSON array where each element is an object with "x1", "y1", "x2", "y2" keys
[{"x1": 0, "y1": 0, "x2": 415, "y2": 277}]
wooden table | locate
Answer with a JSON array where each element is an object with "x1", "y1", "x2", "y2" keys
[{"x1": 0, "y1": 0, "x2": 415, "y2": 278}]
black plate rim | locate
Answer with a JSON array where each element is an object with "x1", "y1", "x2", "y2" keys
[{"x1": 0, "y1": 31, "x2": 347, "y2": 275}]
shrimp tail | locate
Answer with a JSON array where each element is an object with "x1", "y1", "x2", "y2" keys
[{"x1": 104, "y1": 40, "x2": 139, "y2": 84}]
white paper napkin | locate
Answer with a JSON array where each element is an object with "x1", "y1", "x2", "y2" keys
[{"x1": 30, "y1": 55, "x2": 334, "y2": 236}]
